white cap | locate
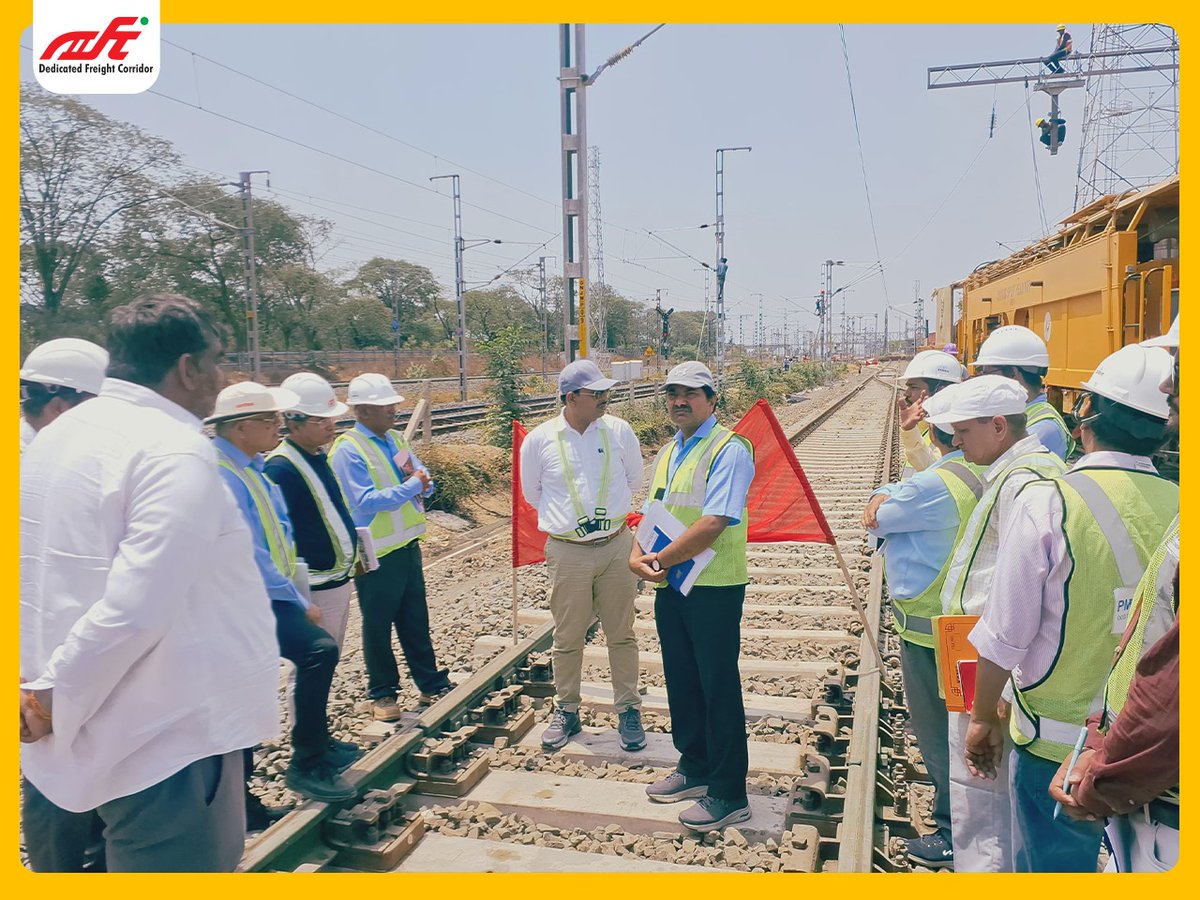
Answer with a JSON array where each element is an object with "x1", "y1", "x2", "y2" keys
[
  {"x1": 973, "y1": 325, "x2": 1050, "y2": 368},
  {"x1": 280, "y1": 372, "x2": 349, "y2": 418},
  {"x1": 558, "y1": 359, "x2": 618, "y2": 395},
  {"x1": 1141, "y1": 316, "x2": 1179, "y2": 349},
  {"x1": 663, "y1": 361, "x2": 715, "y2": 391},
  {"x1": 923, "y1": 375, "x2": 1029, "y2": 426},
  {"x1": 20, "y1": 338, "x2": 109, "y2": 395},
  {"x1": 901, "y1": 350, "x2": 965, "y2": 385},
  {"x1": 1081, "y1": 344, "x2": 1172, "y2": 419},
  {"x1": 347, "y1": 373, "x2": 405, "y2": 406},
  {"x1": 206, "y1": 381, "x2": 301, "y2": 424}
]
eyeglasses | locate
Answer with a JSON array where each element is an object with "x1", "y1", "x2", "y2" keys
[
  {"x1": 578, "y1": 389, "x2": 610, "y2": 398},
  {"x1": 283, "y1": 412, "x2": 335, "y2": 424},
  {"x1": 242, "y1": 412, "x2": 281, "y2": 424}
]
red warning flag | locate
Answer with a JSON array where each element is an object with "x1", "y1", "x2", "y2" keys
[
  {"x1": 512, "y1": 420, "x2": 549, "y2": 567},
  {"x1": 737, "y1": 399, "x2": 835, "y2": 544}
]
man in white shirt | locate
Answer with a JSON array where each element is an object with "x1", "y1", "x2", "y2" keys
[
  {"x1": 924, "y1": 375, "x2": 1068, "y2": 871},
  {"x1": 520, "y1": 359, "x2": 645, "y2": 752},
  {"x1": 19, "y1": 337, "x2": 108, "y2": 455},
  {"x1": 20, "y1": 295, "x2": 280, "y2": 872}
]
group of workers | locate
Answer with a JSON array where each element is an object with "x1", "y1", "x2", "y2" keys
[
  {"x1": 20, "y1": 295, "x2": 452, "y2": 871},
  {"x1": 866, "y1": 321, "x2": 1180, "y2": 872}
]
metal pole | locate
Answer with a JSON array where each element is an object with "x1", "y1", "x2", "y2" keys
[
  {"x1": 431, "y1": 174, "x2": 467, "y2": 402},
  {"x1": 559, "y1": 25, "x2": 590, "y2": 362},
  {"x1": 714, "y1": 146, "x2": 751, "y2": 385},
  {"x1": 238, "y1": 170, "x2": 268, "y2": 383},
  {"x1": 538, "y1": 256, "x2": 549, "y2": 377}
]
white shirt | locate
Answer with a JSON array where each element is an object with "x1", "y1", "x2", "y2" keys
[
  {"x1": 971, "y1": 452, "x2": 1161, "y2": 687},
  {"x1": 941, "y1": 434, "x2": 1057, "y2": 616},
  {"x1": 19, "y1": 417, "x2": 36, "y2": 455},
  {"x1": 520, "y1": 412, "x2": 642, "y2": 539},
  {"x1": 20, "y1": 379, "x2": 280, "y2": 812}
]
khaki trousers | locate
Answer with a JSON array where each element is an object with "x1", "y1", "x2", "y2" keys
[{"x1": 544, "y1": 529, "x2": 641, "y2": 712}]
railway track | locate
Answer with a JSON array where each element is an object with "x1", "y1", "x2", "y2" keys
[{"x1": 242, "y1": 369, "x2": 920, "y2": 873}]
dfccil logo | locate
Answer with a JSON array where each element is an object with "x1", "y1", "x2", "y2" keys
[{"x1": 33, "y1": 0, "x2": 160, "y2": 95}]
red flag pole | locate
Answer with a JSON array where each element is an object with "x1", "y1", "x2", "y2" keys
[
  {"x1": 831, "y1": 543, "x2": 883, "y2": 672},
  {"x1": 511, "y1": 420, "x2": 523, "y2": 645}
]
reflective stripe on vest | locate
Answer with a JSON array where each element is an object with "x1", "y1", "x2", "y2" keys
[
  {"x1": 217, "y1": 452, "x2": 297, "y2": 580},
  {"x1": 331, "y1": 428, "x2": 426, "y2": 559},
  {"x1": 267, "y1": 441, "x2": 356, "y2": 585},
  {"x1": 1026, "y1": 399, "x2": 1077, "y2": 458},
  {"x1": 890, "y1": 459, "x2": 984, "y2": 647},
  {"x1": 1101, "y1": 515, "x2": 1179, "y2": 803},
  {"x1": 648, "y1": 425, "x2": 753, "y2": 588},
  {"x1": 941, "y1": 451, "x2": 1067, "y2": 616},
  {"x1": 552, "y1": 426, "x2": 626, "y2": 539},
  {"x1": 1009, "y1": 469, "x2": 1179, "y2": 762}
]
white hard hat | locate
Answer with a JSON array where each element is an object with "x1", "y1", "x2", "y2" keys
[
  {"x1": 346, "y1": 373, "x2": 405, "y2": 406},
  {"x1": 205, "y1": 381, "x2": 301, "y2": 424},
  {"x1": 663, "y1": 361, "x2": 715, "y2": 391},
  {"x1": 924, "y1": 375, "x2": 1029, "y2": 426},
  {"x1": 20, "y1": 338, "x2": 109, "y2": 395},
  {"x1": 1081, "y1": 345, "x2": 1172, "y2": 419},
  {"x1": 1141, "y1": 316, "x2": 1179, "y2": 350},
  {"x1": 901, "y1": 350, "x2": 965, "y2": 385},
  {"x1": 973, "y1": 325, "x2": 1050, "y2": 368},
  {"x1": 280, "y1": 372, "x2": 349, "y2": 418}
]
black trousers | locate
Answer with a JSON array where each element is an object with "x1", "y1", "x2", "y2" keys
[
  {"x1": 272, "y1": 599, "x2": 339, "y2": 766},
  {"x1": 354, "y1": 541, "x2": 448, "y2": 698},
  {"x1": 654, "y1": 583, "x2": 749, "y2": 804},
  {"x1": 1045, "y1": 48, "x2": 1068, "y2": 72}
]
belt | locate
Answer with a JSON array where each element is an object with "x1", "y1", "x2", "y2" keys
[
  {"x1": 1148, "y1": 798, "x2": 1179, "y2": 830},
  {"x1": 549, "y1": 524, "x2": 628, "y2": 547}
]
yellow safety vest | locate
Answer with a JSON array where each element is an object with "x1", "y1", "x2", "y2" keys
[
  {"x1": 217, "y1": 450, "x2": 298, "y2": 581},
  {"x1": 330, "y1": 428, "x2": 426, "y2": 560},
  {"x1": 1026, "y1": 399, "x2": 1077, "y2": 458},
  {"x1": 648, "y1": 424, "x2": 753, "y2": 588},
  {"x1": 267, "y1": 440, "x2": 357, "y2": 586},
  {"x1": 1010, "y1": 469, "x2": 1178, "y2": 761}
]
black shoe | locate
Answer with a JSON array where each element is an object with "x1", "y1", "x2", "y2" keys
[
  {"x1": 285, "y1": 759, "x2": 357, "y2": 803},
  {"x1": 245, "y1": 792, "x2": 289, "y2": 832},
  {"x1": 327, "y1": 738, "x2": 364, "y2": 773},
  {"x1": 906, "y1": 832, "x2": 954, "y2": 869}
]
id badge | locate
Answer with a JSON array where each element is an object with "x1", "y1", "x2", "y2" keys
[{"x1": 1112, "y1": 586, "x2": 1136, "y2": 635}]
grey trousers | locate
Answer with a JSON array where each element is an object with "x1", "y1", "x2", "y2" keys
[
  {"x1": 23, "y1": 749, "x2": 246, "y2": 872},
  {"x1": 899, "y1": 639, "x2": 951, "y2": 838}
]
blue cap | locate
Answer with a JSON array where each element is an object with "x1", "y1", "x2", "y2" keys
[{"x1": 558, "y1": 359, "x2": 619, "y2": 395}]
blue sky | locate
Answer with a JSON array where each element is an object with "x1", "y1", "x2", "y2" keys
[{"x1": 22, "y1": 23, "x2": 1107, "y2": 346}]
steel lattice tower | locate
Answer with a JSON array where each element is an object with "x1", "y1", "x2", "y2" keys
[
  {"x1": 1074, "y1": 24, "x2": 1179, "y2": 210},
  {"x1": 587, "y1": 145, "x2": 607, "y2": 349}
]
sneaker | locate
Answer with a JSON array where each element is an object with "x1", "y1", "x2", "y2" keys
[
  {"x1": 678, "y1": 795, "x2": 752, "y2": 832},
  {"x1": 540, "y1": 708, "x2": 582, "y2": 750},
  {"x1": 906, "y1": 832, "x2": 954, "y2": 869},
  {"x1": 327, "y1": 737, "x2": 363, "y2": 773},
  {"x1": 617, "y1": 708, "x2": 646, "y2": 751},
  {"x1": 285, "y1": 759, "x2": 357, "y2": 803},
  {"x1": 244, "y1": 792, "x2": 289, "y2": 833},
  {"x1": 418, "y1": 683, "x2": 454, "y2": 706},
  {"x1": 372, "y1": 696, "x2": 402, "y2": 721},
  {"x1": 645, "y1": 771, "x2": 709, "y2": 803}
]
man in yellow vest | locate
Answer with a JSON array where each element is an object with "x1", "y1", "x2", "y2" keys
[
  {"x1": 895, "y1": 349, "x2": 967, "y2": 473},
  {"x1": 926, "y1": 374, "x2": 1068, "y2": 871},
  {"x1": 863, "y1": 416, "x2": 984, "y2": 868},
  {"x1": 630, "y1": 361, "x2": 756, "y2": 833},
  {"x1": 964, "y1": 345, "x2": 1177, "y2": 871},
  {"x1": 1049, "y1": 316, "x2": 1181, "y2": 871},
  {"x1": 520, "y1": 359, "x2": 646, "y2": 752},
  {"x1": 330, "y1": 373, "x2": 452, "y2": 722},
  {"x1": 210, "y1": 382, "x2": 356, "y2": 807}
]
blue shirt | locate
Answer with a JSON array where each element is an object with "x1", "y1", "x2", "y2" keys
[
  {"x1": 1029, "y1": 392, "x2": 1068, "y2": 460},
  {"x1": 642, "y1": 414, "x2": 755, "y2": 524},
  {"x1": 213, "y1": 435, "x2": 307, "y2": 609},
  {"x1": 329, "y1": 422, "x2": 434, "y2": 530},
  {"x1": 867, "y1": 450, "x2": 964, "y2": 600}
]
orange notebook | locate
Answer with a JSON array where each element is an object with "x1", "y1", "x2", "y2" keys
[{"x1": 932, "y1": 615, "x2": 980, "y2": 713}]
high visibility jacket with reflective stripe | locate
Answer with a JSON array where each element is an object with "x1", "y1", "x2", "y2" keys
[
  {"x1": 330, "y1": 428, "x2": 426, "y2": 559},
  {"x1": 1102, "y1": 515, "x2": 1180, "y2": 803},
  {"x1": 1026, "y1": 399, "x2": 1077, "y2": 458},
  {"x1": 891, "y1": 460, "x2": 985, "y2": 648},
  {"x1": 552, "y1": 426, "x2": 626, "y2": 539},
  {"x1": 1010, "y1": 469, "x2": 1178, "y2": 762},
  {"x1": 267, "y1": 441, "x2": 357, "y2": 586},
  {"x1": 648, "y1": 425, "x2": 753, "y2": 588},
  {"x1": 216, "y1": 451, "x2": 298, "y2": 581},
  {"x1": 942, "y1": 450, "x2": 1067, "y2": 616}
]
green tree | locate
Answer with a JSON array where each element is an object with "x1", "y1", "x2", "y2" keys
[
  {"x1": 314, "y1": 294, "x2": 393, "y2": 349},
  {"x1": 463, "y1": 285, "x2": 538, "y2": 342},
  {"x1": 479, "y1": 325, "x2": 532, "y2": 447},
  {"x1": 345, "y1": 257, "x2": 443, "y2": 345}
]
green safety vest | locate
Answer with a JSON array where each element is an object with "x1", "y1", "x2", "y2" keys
[
  {"x1": 890, "y1": 459, "x2": 985, "y2": 648},
  {"x1": 217, "y1": 450, "x2": 298, "y2": 581},
  {"x1": 552, "y1": 425, "x2": 625, "y2": 539},
  {"x1": 1101, "y1": 515, "x2": 1179, "y2": 803},
  {"x1": 330, "y1": 428, "x2": 426, "y2": 560},
  {"x1": 266, "y1": 440, "x2": 357, "y2": 586},
  {"x1": 1010, "y1": 469, "x2": 1178, "y2": 761},
  {"x1": 648, "y1": 424, "x2": 754, "y2": 588},
  {"x1": 1026, "y1": 399, "x2": 1077, "y2": 458},
  {"x1": 942, "y1": 450, "x2": 1067, "y2": 616}
]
